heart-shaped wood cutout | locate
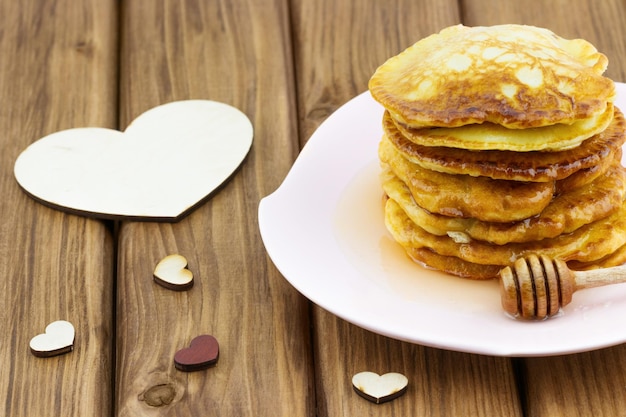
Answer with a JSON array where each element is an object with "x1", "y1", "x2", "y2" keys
[
  {"x1": 174, "y1": 335, "x2": 219, "y2": 372},
  {"x1": 352, "y1": 371, "x2": 408, "y2": 404},
  {"x1": 153, "y1": 254, "x2": 194, "y2": 291},
  {"x1": 29, "y1": 320, "x2": 75, "y2": 358},
  {"x1": 14, "y1": 100, "x2": 253, "y2": 221}
]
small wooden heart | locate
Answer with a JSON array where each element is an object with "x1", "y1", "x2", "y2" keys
[
  {"x1": 351, "y1": 371, "x2": 408, "y2": 404},
  {"x1": 174, "y1": 335, "x2": 219, "y2": 372},
  {"x1": 29, "y1": 320, "x2": 75, "y2": 358},
  {"x1": 153, "y1": 254, "x2": 194, "y2": 291}
]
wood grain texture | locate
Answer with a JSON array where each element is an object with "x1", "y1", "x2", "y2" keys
[
  {"x1": 521, "y1": 346, "x2": 626, "y2": 417},
  {"x1": 311, "y1": 315, "x2": 522, "y2": 417},
  {"x1": 0, "y1": 1, "x2": 117, "y2": 416},
  {"x1": 115, "y1": 0, "x2": 311, "y2": 415},
  {"x1": 290, "y1": 1, "x2": 521, "y2": 416}
]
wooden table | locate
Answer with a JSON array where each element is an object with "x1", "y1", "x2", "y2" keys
[{"x1": 2, "y1": 1, "x2": 626, "y2": 415}]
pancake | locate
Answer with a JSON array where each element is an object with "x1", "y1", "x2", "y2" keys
[
  {"x1": 384, "y1": 107, "x2": 625, "y2": 181},
  {"x1": 404, "y1": 247, "x2": 508, "y2": 280},
  {"x1": 369, "y1": 24, "x2": 615, "y2": 132},
  {"x1": 392, "y1": 103, "x2": 614, "y2": 151},
  {"x1": 382, "y1": 155, "x2": 626, "y2": 245},
  {"x1": 379, "y1": 136, "x2": 555, "y2": 222},
  {"x1": 555, "y1": 148, "x2": 621, "y2": 193},
  {"x1": 568, "y1": 242, "x2": 626, "y2": 270},
  {"x1": 384, "y1": 197, "x2": 626, "y2": 269},
  {"x1": 406, "y1": 242, "x2": 626, "y2": 280}
]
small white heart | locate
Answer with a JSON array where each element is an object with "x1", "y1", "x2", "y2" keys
[
  {"x1": 30, "y1": 320, "x2": 75, "y2": 357},
  {"x1": 14, "y1": 100, "x2": 253, "y2": 221},
  {"x1": 352, "y1": 371, "x2": 408, "y2": 404},
  {"x1": 153, "y1": 254, "x2": 194, "y2": 290}
]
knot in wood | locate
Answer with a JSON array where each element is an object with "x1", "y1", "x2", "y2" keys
[{"x1": 140, "y1": 383, "x2": 176, "y2": 407}]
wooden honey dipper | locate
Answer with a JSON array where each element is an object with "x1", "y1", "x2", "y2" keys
[{"x1": 499, "y1": 254, "x2": 626, "y2": 320}]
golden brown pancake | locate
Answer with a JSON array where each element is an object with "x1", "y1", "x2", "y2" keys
[
  {"x1": 404, "y1": 247, "x2": 507, "y2": 280},
  {"x1": 382, "y1": 155, "x2": 626, "y2": 245},
  {"x1": 568, "y1": 242, "x2": 626, "y2": 270},
  {"x1": 369, "y1": 24, "x2": 615, "y2": 131},
  {"x1": 384, "y1": 108, "x2": 626, "y2": 181},
  {"x1": 379, "y1": 137, "x2": 555, "y2": 222},
  {"x1": 384, "y1": 197, "x2": 626, "y2": 269},
  {"x1": 391, "y1": 103, "x2": 614, "y2": 151},
  {"x1": 555, "y1": 148, "x2": 621, "y2": 193},
  {"x1": 406, "y1": 243, "x2": 626, "y2": 280}
]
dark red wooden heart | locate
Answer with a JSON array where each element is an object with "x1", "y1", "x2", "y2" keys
[{"x1": 174, "y1": 335, "x2": 219, "y2": 372}]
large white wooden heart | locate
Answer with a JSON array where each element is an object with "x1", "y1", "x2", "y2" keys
[{"x1": 14, "y1": 100, "x2": 253, "y2": 221}]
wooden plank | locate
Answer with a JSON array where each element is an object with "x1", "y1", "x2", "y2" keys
[
  {"x1": 521, "y1": 347, "x2": 626, "y2": 416},
  {"x1": 0, "y1": 1, "x2": 117, "y2": 416},
  {"x1": 290, "y1": 1, "x2": 522, "y2": 415},
  {"x1": 115, "y1": 1, "x2": 312, "y2": 415},
  {"x1": 310, "y1": 314, "x2": 523, "y2": 416},
  {"x1": 461, "y1": 1, "x2": 626, "y2": 416}
]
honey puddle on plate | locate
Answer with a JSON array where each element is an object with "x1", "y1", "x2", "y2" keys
[{"x1": 333, "y1": 160, "x2": 500, "y2": 312}]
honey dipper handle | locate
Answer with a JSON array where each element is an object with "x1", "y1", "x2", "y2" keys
[{"x1": 574, "y1": 264, "x2": 626, "y2": 290}]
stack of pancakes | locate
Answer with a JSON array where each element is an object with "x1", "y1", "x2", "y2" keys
[{"x1": 369, "y1": 24, "x2": 626, "y2": 279}]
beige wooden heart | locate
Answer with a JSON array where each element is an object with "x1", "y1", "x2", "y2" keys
[
  {"x1": 153, "y1": 254, "x2": 194, "y2": 291},
  {"x1": 29, "y1": 320, "x2": 75, "y2": 357},
  {"x1": 352, "y1": 371, "x2": 408, "y2": 404},
  {"x1": 14, "y1": 100, "x2": 253, "y2": 221}
]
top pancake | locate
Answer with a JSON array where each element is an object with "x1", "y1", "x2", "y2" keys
[{"x1": 369, "y1": 24, "x2": 615, "y2": 131}]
